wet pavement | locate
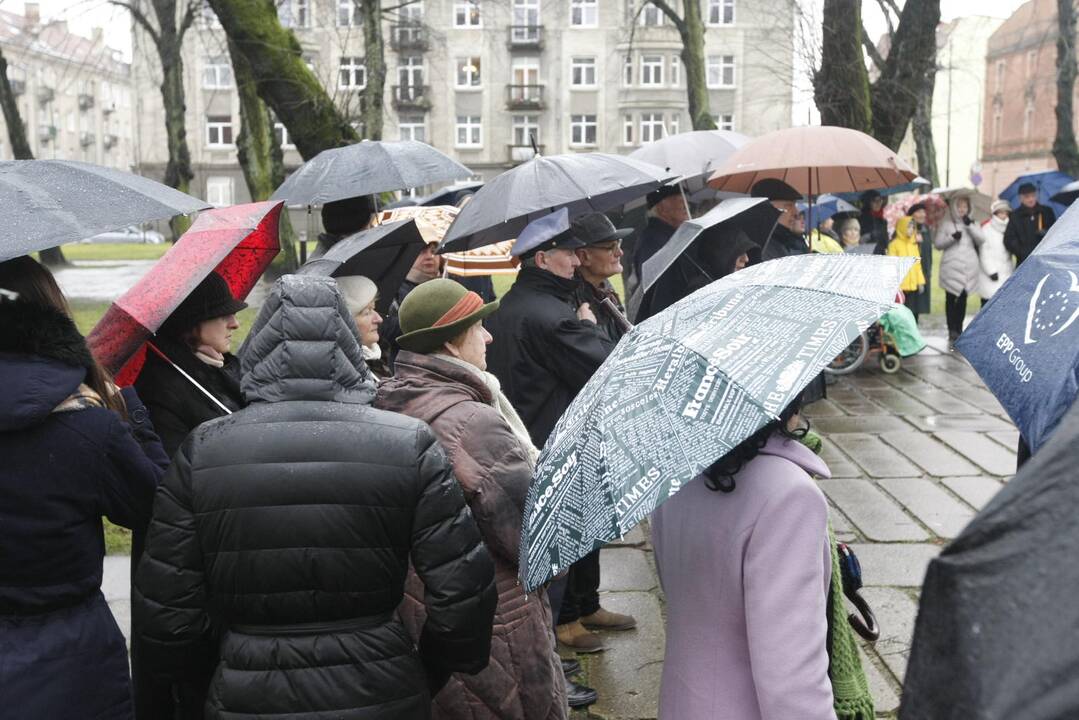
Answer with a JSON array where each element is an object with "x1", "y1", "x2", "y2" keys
[{"x1": 102, "y1": 328, "x2": 1014, "y2": 720}]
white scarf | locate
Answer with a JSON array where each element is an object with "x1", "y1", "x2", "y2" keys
[{"x1": 436, "y1": 354, "x2": 540, "y2": 467}]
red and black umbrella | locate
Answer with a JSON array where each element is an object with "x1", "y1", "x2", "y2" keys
[{"x1": 87, "y1": 201, "x2": 283, "y2": 385}]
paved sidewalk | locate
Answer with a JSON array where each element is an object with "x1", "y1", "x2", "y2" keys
[{"x1": 104, "y1": 335, "x2": 1015, "y2": 720}]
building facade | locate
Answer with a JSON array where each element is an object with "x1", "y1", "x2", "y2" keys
[
  {"x1": 0, "y1": 3, "x2": 135, "y2": 169},
  {"x1": 132, "y1": 0, "x2": 795, "y2": 206}
]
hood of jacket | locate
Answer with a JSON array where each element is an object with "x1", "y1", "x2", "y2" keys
[
  {"x1": 239, "y1": 274, "x2": 376, "y2": 405},
  {"x1": 377, "y1": 350, "x2": 492, "y2": 422},
  {"x1": 0, "y1": 299, "x2": 91, "y2": 431}
]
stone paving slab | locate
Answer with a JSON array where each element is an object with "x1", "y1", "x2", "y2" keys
[
  {"x1": 829, "y1": 434, "x2": 922, "y2": 478},
  {"x1": 584, "y1": 591, "x2": 664, "y2": 720},
  {"x1": 878, "y1": 478, "x2": 975, "y2": 539},
  {"x1": 861, "y1": 388, "x2": 939, "y2": 417},
  {"x1": 934, "y1": 430, "x2": 1017, "y2": 476},
  {"x1": 818, "y1": 479, "x2": 929, "y2": 542},
  {"x1": 859, "y1": 645, "x2": 901, "y2": 714},
  {"x1": 906, "y1": 386, "x2": 983, "y2": 415},
  {"x1": 941, "y1": 476, "x2": 1005, "y2": 510},
  {"x1": 830, "y1": 397, "x2": 887, "y2": 416},
  {"x1": 987, "y1": 429, "x2": 1020, "y2": 450},
  {"x1": 902, "y1": 414, "x2": 1014, "y2": 432},
  {"x1": 599, "y1": 548, "x2": 659, "y2": 593},
  {"x1": 960, "y1": 386, "x2": 1010, "y2": 416},
  {"x1": 881, "y1": 432, "x2": 979, "y2": 477},
  {"x1": 607, "y1": 525, "x2": 647, "y2": 548},
  {"x1": 860, "y1": 587, "x2": 919, "y2": 683},
  {"x1": 818, "y1": 441, "x2": 862, "y2": 478},
  {"x1": 812, "y1": 415, "x2": 915, "y2": 435},
  {"x1": 848, "y1": 544, "x2": 940, "y2": 587},
  {"x1": 828, "y1": 504, "x2": 858, "y2": 543},
  {"x1": 802, "y1": 398, "x2": 846, "y2": 417}
]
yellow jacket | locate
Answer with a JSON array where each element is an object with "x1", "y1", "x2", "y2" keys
[
  {"x1": 810, "y1": 230, "x2": 844, "y2": 255},
  {"x1": 887, "y1": 216, "x2": 926, "y2": 292}
]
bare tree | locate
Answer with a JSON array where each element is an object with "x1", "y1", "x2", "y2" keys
[
  {"x1": 814, "y1": 0, "x2": 871, "y2": 131},
  {"x1": 1053, "y1": 0, "x2": 1079, "y2": 175}
]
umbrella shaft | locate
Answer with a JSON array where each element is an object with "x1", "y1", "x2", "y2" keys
[{"x1": 146, "y1": 342, "x2": 233, "y2": 416}]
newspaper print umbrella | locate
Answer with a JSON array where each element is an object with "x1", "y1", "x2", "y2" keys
[
  {"x1": 519, "y1": 254, "x2": 914, "y2": 591},
  {"x1": 0, "y1": 159, "x2": 210, "y2": 262}
]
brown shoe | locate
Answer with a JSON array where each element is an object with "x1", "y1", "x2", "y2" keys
[
  {"x1": 556, "y1": 620, "x2": 607, "y2": 653},
  {"x1": 580, "y1": 607, "x2": 637, "y2": 631}
]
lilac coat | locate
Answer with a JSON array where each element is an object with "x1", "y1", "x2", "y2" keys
[{"x1": 651, "y1": 436, "x2": 836, "y2": 720}]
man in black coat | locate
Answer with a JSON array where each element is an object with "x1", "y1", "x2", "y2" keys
[
  {"x1": 632, "y1": 184, "x2": 689, "y2": 281},
  {"x1": 755, "y1": 179, "x2": 809, "y2": 260},
  {"x1": 573, "y1": 212, "x2": 634, "y2": 344},
  {"x1": 1004, "y1": 182, "x2": 1056, "y2": 266},
  {"x1": 134, "y1": 275, "x2": 497, "y2": 719}
]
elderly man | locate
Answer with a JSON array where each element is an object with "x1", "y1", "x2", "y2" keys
[
  {"x1": 1004, "y1": 182, "x2": 1056, "y2": 266},
  {"x1": 754, "y1": 179, "x2": 808, "y2": 260},
  {"x1": 573, "y1": 213, "x2": 633, "y2": 344},
  {"x1": 633, "y1": 184, "x2": 689, "y2": 279}
]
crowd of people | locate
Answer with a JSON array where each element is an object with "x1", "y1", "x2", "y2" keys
[{"x1": 0, "y1": 172, "x2": 1053, "y2": 720}]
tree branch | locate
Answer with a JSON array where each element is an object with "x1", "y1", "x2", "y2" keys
[
  {"x1": 874, "y1": 0, "x2": 896, "y2": 37},
  {"x1": 862, "y1": 26, "x2": 886, "y2": 70},
  {"x1": 381, "y1": 0, "x2": 422, "y2": 14},
  {"x1": 109, "y1": 0, "x2": 161, "y2": 44},
  {"x1": 648, "y1": 0, "x2": 687, "y2": 36},
  {"x1": 179, "y1": 0, "x2": 199, "y2": 38}
]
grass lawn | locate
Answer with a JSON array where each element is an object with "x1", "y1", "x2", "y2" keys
[{"x1": 53, "y1": 243, "x2": 172, "y2": 262}]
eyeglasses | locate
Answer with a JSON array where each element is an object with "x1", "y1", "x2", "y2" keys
[{"x1": 590, "y1": 240, "x2": 622, "y2": 253}]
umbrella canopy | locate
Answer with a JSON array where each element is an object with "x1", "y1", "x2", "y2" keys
[
  {"x1": 270, "y1": 140, "x2": 473, "y2": 207},
  {"x1": 999, "y1": 170, "x2": 1074, "y2": 219},
  {"x1": 1050, "y1": 179, "x2": 1079, "y2": 206},
  {"x1": 797, "y1": 194, "x2": 858, "y2": 228},
  {"x1": 438, "y1": 153, "x2": 674, "y2": 252},
  {"x1": 296, "y1": 219, "x2": 425, "y2": 316},
  {"x1": 0, "y1": 159, "x2": 210, "y2": 262},
  {"x1": 930, "y1": 186, "x2": 993, "y2": 221},
  {"x1": 443, "y1": 240, "x2": 519, "y2": 277},
  {"x1": 954, "y1": 204, "x2": 1079, "y2": 453},
  {"x1": 87, "y1": 201, "x2": 283, "y2": 385},
  {"x1": 708, "y1": 126, "x2": 918, "y2": 196},
  {"x1": 629, "y1": 130, "x2": 749, "y2": 184},
  {"x1": 833, "y1": 177, "x2": 932, "y2": 203},
  {"x1": 519, "y1": 253, "x2": 913, "y2": 591},
  {"x1": 901, "y1": 396, "x2": 1079, "y2": 719}
]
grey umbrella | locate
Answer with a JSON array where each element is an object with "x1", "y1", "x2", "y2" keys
[
  {"x1": 270, "y1": 140, "x2": 473, "y2": 207},
  {"x1": 629, "y1": 130, "x2": 749, "y2": 190},
  {"x1": 438, "y1": 153, "x2": 675, "y2": 252},
  {"x1": 0, "y1": 159, "x2": 210, "y2": 262}
]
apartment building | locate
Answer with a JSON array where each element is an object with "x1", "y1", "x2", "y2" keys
[
  {"x1": 0, "y1": 3, "x2": 135, "y2": 168},
  {"x1": 133, "y1": 0, "x2": 795, "y2": 205}
]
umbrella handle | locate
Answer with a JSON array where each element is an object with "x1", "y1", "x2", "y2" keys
[
  {"x1": 600, "y1": 296, "x2": 634, "y2": 333},
  {"x1": 846, "y1": 589, "x2": 880, "y2": 642},
  {"x1": 146, "y1": 341, "x2": 233, "y2": 416}
]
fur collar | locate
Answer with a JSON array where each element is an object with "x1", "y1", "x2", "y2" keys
[{"x1": 0, "y1": 300, "x2": 95, "y2": 369}]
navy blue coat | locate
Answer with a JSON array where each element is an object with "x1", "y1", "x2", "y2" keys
[{"x1": 0, "y1": 299, "x2": 168, "y2": 720}]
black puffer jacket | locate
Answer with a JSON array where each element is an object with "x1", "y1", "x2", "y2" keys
[
  {"x1": 486, "y1": 266, "x2": 616, "y2": 448},
  {"x1": 134, "y1": 275, "x2": 497, "y2": 719}
]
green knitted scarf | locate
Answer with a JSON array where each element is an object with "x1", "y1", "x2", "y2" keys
[{"x1": 826, "y1": 524, "x2": 876, "y2": 720}]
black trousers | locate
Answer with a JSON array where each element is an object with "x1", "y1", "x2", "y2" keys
[
  {"x1": 555, "y1": 550, "x2": 601, "y2": 625},
  {"x1": 903, "y1": 290, "x2": 920, "y2": 322},
  {"x1": 945, "y1": 291, "x2": 968, "y2": 336}
]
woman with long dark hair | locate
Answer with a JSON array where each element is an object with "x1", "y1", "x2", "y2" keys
[
  {"x1": 0, "y1": 256, "x2": 168, "y2": 720},
  {"x1": 651, "y1": 394, "x2": 837, "y2": 720}
]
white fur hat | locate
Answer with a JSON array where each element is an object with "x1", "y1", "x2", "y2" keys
[
  {"x1": 991, "y1": 199, "x2": 1012, "y2": 215},
  {"x1": 335, "y1": 276, "x2": 378, "y2": 315}
]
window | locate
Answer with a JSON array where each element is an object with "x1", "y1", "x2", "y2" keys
[
  {"x1": 337, "y1": 0, "x2": 362, "y2": 25},
  {"x1": 206, "y1": 116, "x2": 233, "y2": 146},
  {"x1": 640, "y1": 1, "x2": 662, "y2": 25},
  {"x1": 399, "y1": 55, "x2": 424, "y2": 88},
  {"x1": 274, "y1": 122, "x2": 294, "y2": 148},
  {"x1": 570, "y1": 114, "x2": 597, "y2": 146},
  {"x1": 716, "y1": 113, "x2": 734, "y2": 131},
  {"x1": 512, "y1": 57, "x2": 540, "y2": 87},
  {"x1": 707, "y1": 0, "x2": 734, "y2": 25},
  {"x1": 1024, "y1": 99, "x2": 1035, "y2": 138},
  {"x1": 670, "y1": 55, "x2": 680, "y2": 85},
  {"x1": 570, "y1": 0, "x2": 597, "y2": 27},
  {"x1": 669, "y1": 114, "x2": 679, "y2": 135},
  {"x1": 512, "y1": 0, "x2": 540, "y2": 37},
  {"x1": 202, "y1": 56, "x2": 232, "y2": 89},
  {"x1": 454, "y1": 0, "x2": 482, "y2": 27},
  {"x1": 993, "y1": 108, "x2": 1003, "y2": 143},
  {"x1": 623, "y1": 114, "x2": 634, "y2": 144},
  {"x1": 622, "y1": 55, "x2": 633, "y2": 85},
  {"x1": 206, "y1": 177, "x2": 233, "y2": 207},
  {"x1": 707, "y1": 55, "x2": 735, "y2": 87},
  {"x1": 456, "y1": 57, "x2": 482, "y2": 88},
  {"x1": 512, "y1": 114, "x2": 539, "y2": 146},
  {"x1": 456, "y1": 115, "x2": 482, "y2": 147},
  {"x1": 640, "y1": 112, "x2": 664, "y2": 143},
  {"x1": 399, "y1": 114, "x2": 426, "y2": 142},
  {"x1": 339, "y1": 57, "x2": 367, "y2": 89},
  {"x1": 640, "y1": 55, "x2": 663, "y2": 85},
  {"x1": 571, "y1": 57, "x2": 597, "y2": 87},
  {"x1": 278, "y1": 0, "x2": 311, "y2": 28},
  {"x1": 995, "y1": 60, "x2": 1005, "y2": 93}
]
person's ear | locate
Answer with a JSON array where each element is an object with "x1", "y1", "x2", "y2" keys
[
  {"x1": 442, "y1": 339, "x2": 461, "y2": 358},
  {"x1": 534, "y1": 250, "x2": 547, "y2": 269}
]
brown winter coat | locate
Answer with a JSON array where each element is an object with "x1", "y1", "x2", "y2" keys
[{"x1": 375, "y1": 351, "x2": 567, "y2": 720}]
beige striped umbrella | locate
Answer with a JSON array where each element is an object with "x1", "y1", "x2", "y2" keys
[{"x1": 442, "y1": 240, "x2": 520, "y2": 277}]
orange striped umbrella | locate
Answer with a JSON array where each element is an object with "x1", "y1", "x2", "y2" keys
[{"x1": 442, "y1": 240, "x2": 520, "y2": 277}]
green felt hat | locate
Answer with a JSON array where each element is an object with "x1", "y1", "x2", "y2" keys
[{"x1": 396, "y1": 279, "x2": 499, "y2": 353}]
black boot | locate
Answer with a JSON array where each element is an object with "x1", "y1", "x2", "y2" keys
[
  {"x1": 561, "y1": 658, "x2": 581, "y2": 677},
  {"x1": 565, "y1": 677, "x2": 598, "y2": 708}
]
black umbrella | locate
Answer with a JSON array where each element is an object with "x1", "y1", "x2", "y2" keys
[
  {"x1": 628, "y1": 198, "x2": 780, "y2": 321},
  {"x1": 0, "y1": 159, "x2": 210, "y2": 262},
  {"x1": 438, "y1": 153, "x2": 674, "y2": 252},
  {"x1": 271, "y1": 140, "x2": 473, "y2": 207},
  {"x1": 1050, "y1": 179, "x2": 1079, "y2": 206},
  {"x1": 901, "y1": 398, "x2": 1079, "y2": 719},
  {"x1": 296, "y1": 219, "x2": 425, "y2": 316}
]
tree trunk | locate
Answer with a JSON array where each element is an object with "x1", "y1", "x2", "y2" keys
[
  {"x1": 207, "y1": 0, "x2": 358, "y2": 160},
  {"x1": 1054, "y1": 0, "x2": 1079, "y2": 176},
  {"x1": 869, "y1": 0, "x2": 942, "y2": 150},
  {"x1": 361, "y1": 0, "x2": 385, "y2": 140},
  {"x1": 912, "y1": 60, "x2": 939, "y2": 185},
  {"x1": 1, "y1": 47, "x2": 68, "y2": 266},
  {"x1": 159, "y1": 44, "x2": 194, "y2": 194},
  {"x1": 679, "y1": 0, "x2": 715, "y2": 130},
  {"x1": 815, "y1": 0, "x2": 872, "y2": 132}
]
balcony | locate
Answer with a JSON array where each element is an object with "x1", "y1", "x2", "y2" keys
[
  {"x1": 38, "y1": 125, "x2": 57, "y2": 144},
  {"x1": 36, "y1": 86, "x2": 54, "y2": 105},
  {"x1": 506, "y1": 84, "x2": 544, "y2": 110},
  {"x1": 507, "y1": 25, "x2": 543, "y2": 50},
  {"x1": 80, "y1": 132, "x2": 96, "y2": 147},
  {"x1": 9, "y1": 78, "x2": 25, "y2": 96},
  {"x1": 103, "y1": 133, "x2": 119, "y2": 150},
  {"x1": 390, "y1": 23, "x2": 428, "y2": 51},
  {"x1": 392, "y1": 85, "x2": 431, "y2": 110},
  {"x1": 78, "y1": 93, "x2": 95, "y2": 111},
  {"x1": 508, "y1": 143, "x2": 543, "y2": 163}
]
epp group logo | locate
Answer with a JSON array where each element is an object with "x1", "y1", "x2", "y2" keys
[{"x1": 1025, "y1": 271, "x2": 1079, "y2": 345}]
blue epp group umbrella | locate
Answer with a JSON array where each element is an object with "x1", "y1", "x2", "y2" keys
[
  {"x1": 999, "y1": 170, "x2": 1074, "y2": 219},
  {"x1": 519, "y1": 253, "x2": 914, "y2": 591},
  {"x1": 797, "y1": 194, "x2": 858, "y2": 228},
  {"x1": 955, "y1": 203, "x2": 1079, "y2": 453}
]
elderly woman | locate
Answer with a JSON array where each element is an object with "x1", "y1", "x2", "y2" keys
[
  {"x1": 976, "y1": 200, "x2": 1015, "y2": 304},
  {"x1": 375, "y1": 279, "x2": 567, "y2": 720},
  {"x1": 336, "y1": 276, "x2": 387, "y2": 379},
  {"x1": 934, "y1": 195, "x2": 985, "y2": 346}
]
